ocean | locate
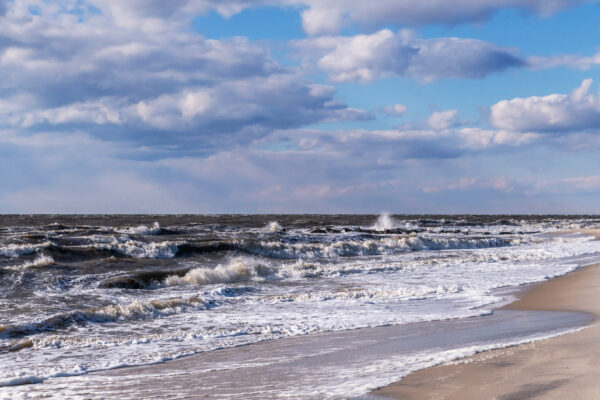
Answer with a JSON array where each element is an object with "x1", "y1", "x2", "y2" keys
[{"x1": 1, "y1": 214, "x2": 600, "y2": 398}]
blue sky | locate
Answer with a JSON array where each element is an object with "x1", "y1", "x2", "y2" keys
[{"x1": 1, "y1": 0, "x2": 600, "y2": 213}]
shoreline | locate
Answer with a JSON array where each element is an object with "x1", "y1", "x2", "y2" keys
[{"x1": 372, "y1": 231, "x2": 600, "y2": 399}]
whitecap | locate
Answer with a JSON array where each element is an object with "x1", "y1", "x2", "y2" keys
[
  {"x1": 5, "y1": 255, "x2": 55, "y2": 270},
  {"x1": 165, "y1": 257, "x2": 274, "y2": 286},
  {"x1": 119, "y1": 222, "x2": 161, "y2": 235},
  {"x1": 0, "y1": 242, "x2": 50, "y2": 258},
  {"x1": 264, "y1": 221, "x2": 283, "y2": 232}
]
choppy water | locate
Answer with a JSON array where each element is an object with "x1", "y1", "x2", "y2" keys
[{"x1": 1, "y1": 214, "x2": 600, "y2": 397}]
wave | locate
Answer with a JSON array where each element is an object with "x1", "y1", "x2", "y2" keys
[
  {"x1": 0, "y1": 242, "x2": 51, "y2": 258},
  {"x1": 117, "y1": 222, "x2": 162, "y2": 235},
  {"x1": 0, "y1": 296, "x2": 211, "y2": 340},
  {"x1": 165, "y1": 257, "x2": 274, "y2": 286},
  {"x1": 5, "y1": 255, "x2": 55, "y2": 270},
  {"x1": 238, "y1": 235, "x2": 510, "y2": 260},
  {"x1": 264, "y1": 284, "x2": 462, "y2": 303},
  {"x1": 172, "y1": 235, "x2": 510, "y2": 261},
  {"x1": 92, "y1": 237, "x2": 179, "y2": 259},
  {"x1": 264, "y1": 221, "x2": 283, "y2": 232},
  {"x1": 175, "y1": 241, "x2": 238, "y2": 256},
  {"x1": 0, "y1": 234, "x2": 513, "y2": 264},
  {"x1": 370, "y1": 212, "x2": 397, "y2": 231}
]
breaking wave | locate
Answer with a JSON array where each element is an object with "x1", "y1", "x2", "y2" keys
[
  {"x1": 0, "y1": 242, "x2": 51, "y2": 258},
  {"x1": 93, "y1": 238, "x2": 179, "y2": 259},
  {"x1": 239, "y1": 235, "x2": 510, "y2": 260},
  {"x1": 0, "y1": 296, "x2": 210, "y2": 340},
  {"x1": 118, "y1": 222, "x2": 162, "y2": 235},
  {"x1": 0, "y1": 231, "x2": 516, "y2": 263},
  {"x1": 165, "y1": 257, "x2": 274, "y2": 286},
  {"x1": 370, "y1": 212, "x2": 396, "y2": 231},
  {"x1": 264, "y1": 221, "x2": 283, "y2": 232},
  {"x1": 5, "y1": 255, "x2": 55, "y2": 270},
  {"x1": 264, "y1": 284, "x2": 462, "y2": 303}
]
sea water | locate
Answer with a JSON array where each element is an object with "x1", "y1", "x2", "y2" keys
[{"x1": 1, "y1": 214, "x2": 599, "y2": 398}]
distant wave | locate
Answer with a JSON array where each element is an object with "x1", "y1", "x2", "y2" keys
[
  {"x1": 237, "y1": 235, "x2": 510, "y2": 260},
  {"x1": 94, "y1": 239, "x2": 179, "y2": 259},
  {"x1": 370, "y1": 212, "x2": 397, "y2": 231},
  {"x1": 0, "y1": 233, "x2": 514, "y2": 264},
  {"x1": 117, "y1": 222, "x2": 162, "y2": 235},
  {"x1": 264, "y1": 221, "x2": 283, "y2": 232}
]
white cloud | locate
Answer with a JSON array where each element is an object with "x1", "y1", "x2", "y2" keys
[
  {"x1": 295, "y1": 29, "x2": 525, "y2": 83},
  {"x1": 528, "y1": 50, "x2": 600, "y2": 70},
  {"x1": 421, "y1": 177, "x2": 515, "y2": 194},
  {"x1": 428, "y1": 110, "x2": 459, "y2": 130},
  {"x1": 530, "y1": 175, "x2": 600, "y2": 194},
  {"x1": 0, "y1": 1, "x2": 365, "y2": 152},
  {"x1": 490, "y1": 79, "x2": 600, "y2": 133},
  {"x1": 457, "y1": 128, "x2": 541, "y2": 149},
  {"x1": 382, "y1": 104, "x2": 407, "y2": 116},
  {"x1": 87, "y1": 0, "x2": 274, "y2": 31}
]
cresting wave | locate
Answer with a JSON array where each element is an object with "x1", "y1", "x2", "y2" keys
[
  {"x1": 0, "y1": 296, "x2": 211, "y2": 341},
  {"x1": 5, "y1": 255, "x2": 55, "y2": 270},
  {"x1": 101, "y1": 235, "x2": 594, "y2": 290},
  {"x1": 370, "y1": 212, "x2": 397, "y2": 231},
  {"x1": 238, "y1": 235, "x2": 510, "y2": 259},
  {"x1": 117, "y1": 222, "x2": 162, "y2": 235},
  {"x1": 93, "y1": 238, "x2": 179, "y2": 259},
  {"x1": 0, "y1": 241, "x2": 52, "y2": 258},
  {"x1": 0, "y1": 234, "x2": 513, "y2": 262},
  {"x1": 165, "y1": 257, "x2": 275, "y2": 286},
  {"x1": 264, "y1": 221, "x2": 284, "y2": 232}
]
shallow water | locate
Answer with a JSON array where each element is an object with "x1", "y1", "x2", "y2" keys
[
  {"x1": 4, "y1": 309, "x2": 593, "y2": 399},
  {"x1": 1, "y1": 214, "x2": 600, "y2": 397}
]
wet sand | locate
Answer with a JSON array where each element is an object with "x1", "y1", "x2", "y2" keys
[{"x1": 372, "y1": 231, "x2": 600, "y2": 400}]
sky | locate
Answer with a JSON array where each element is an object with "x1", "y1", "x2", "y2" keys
[{"x1": 1, "y1": 0, "x2": 600, "y2": 214}]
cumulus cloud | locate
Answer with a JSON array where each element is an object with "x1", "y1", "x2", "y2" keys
[
  {"x1": 295, "y1": 0, "x2": 594, "y2": 35},
  {"x1": 490, "y1": 79, "x2": 600, "y2": 133},
  {"x1": 457, "y1": 128, "x2": 541, "y2": 149},
  {"x1": 0, "y1": 1, "x2": 366, "y2": 152},
  {"x1": 295, "y1": 29, "x2": 525, "y2": 83},
  {"x1": 428, "y1": 110, "x2": 459, "y2": 130},
  {"x1": 381, "y1": 104, "x2": 407, "y2": 116},
  {"x1": 86, "y1": 0, "x2": 274, "y2": 31}
]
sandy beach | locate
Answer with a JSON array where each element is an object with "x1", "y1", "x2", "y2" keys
[{"x1": 372, "y1": 231, "x2": 600, "y2": 400}]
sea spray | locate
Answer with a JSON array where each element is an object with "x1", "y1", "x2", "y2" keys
[{"x1": 371, "y1": 212, "x2": 396, "y2": 231}]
